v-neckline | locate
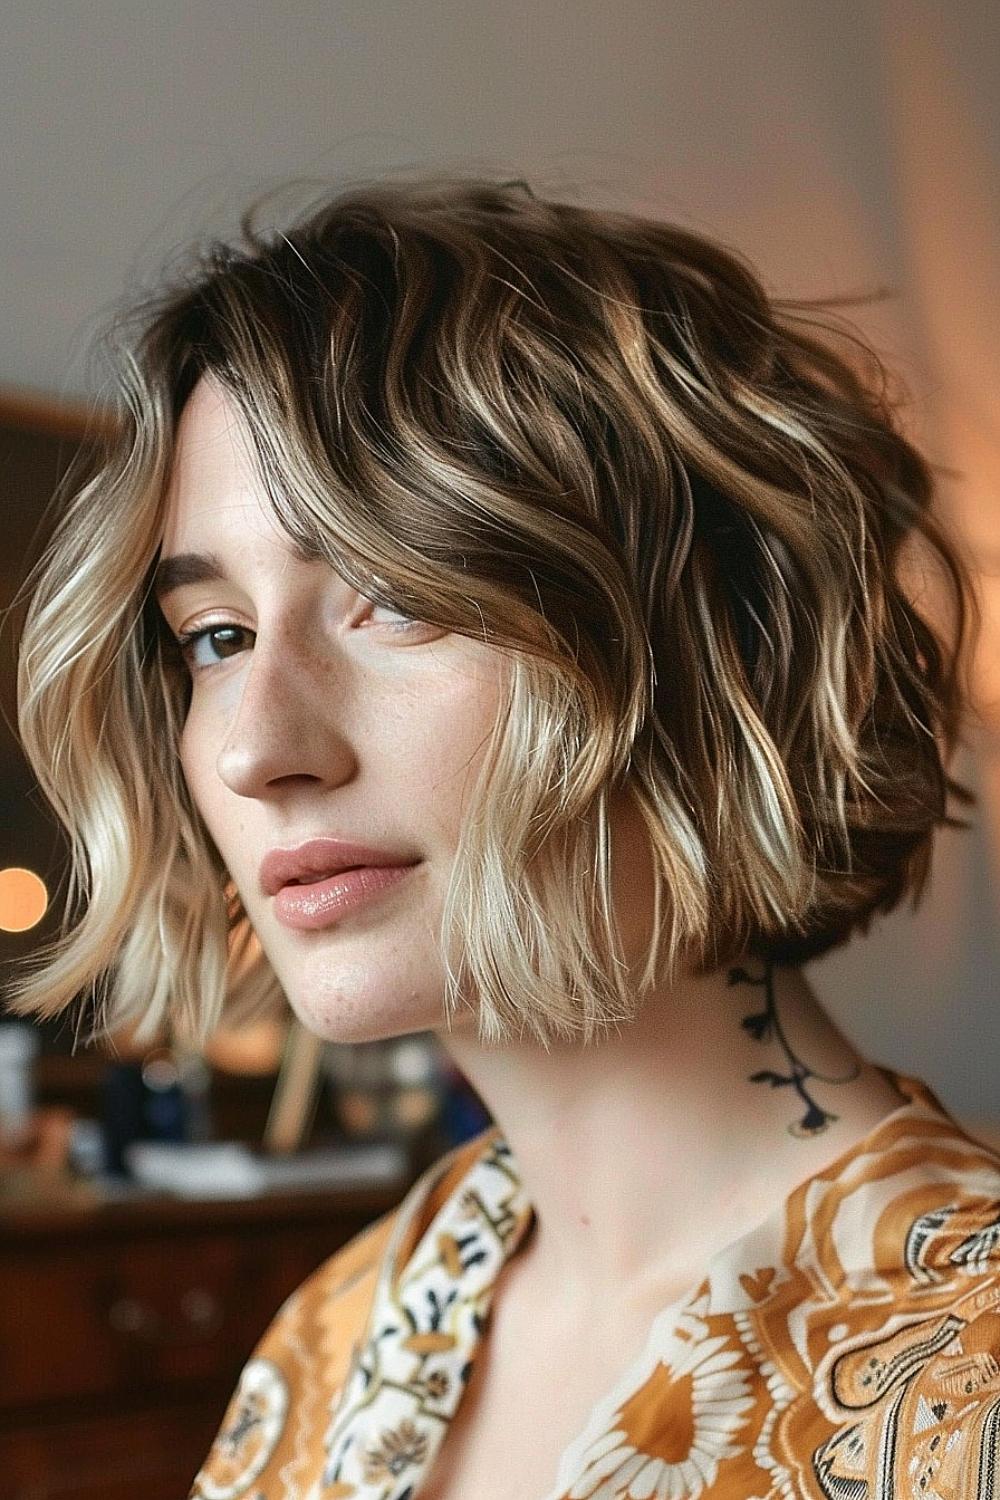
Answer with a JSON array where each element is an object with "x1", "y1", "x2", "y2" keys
[{"x1": 322, "y1": 1077, "x2": 963, "y2": 1499}]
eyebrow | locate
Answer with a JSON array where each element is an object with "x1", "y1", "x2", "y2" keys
[{"x1": 153, "y1": 552, "x2": 226, "y2": 601}]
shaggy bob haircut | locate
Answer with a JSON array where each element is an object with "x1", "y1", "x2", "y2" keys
[{"x1": 16, "y1": 179, "x2": 968, "y2": 1044}]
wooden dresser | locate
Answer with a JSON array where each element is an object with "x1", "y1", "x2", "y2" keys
[{"x1": 0, "y1": 1175, "x2": 403, "y2": 1500}]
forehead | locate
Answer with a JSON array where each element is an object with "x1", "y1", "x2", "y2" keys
[{"x1": 161, "y1": 377, "x2": 280, "y2": 554}]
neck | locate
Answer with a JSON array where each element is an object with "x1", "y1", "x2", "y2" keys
[{"x1": 439, "y1": 961, "x2": 902, "y2": 1304}]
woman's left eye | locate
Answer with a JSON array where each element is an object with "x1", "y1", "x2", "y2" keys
[
  {"x1": 359, "y1": 598, "x2": 444, "y2": 645},
  {"x1": 177, "y1": 624, "x2": 256, "y2": 671},
  {"x1": 367, "y1": 601, "x2": 416, "y2": 627},
  {"x1": 358, "y1": 589, "x2": 432, "y2": 631}
]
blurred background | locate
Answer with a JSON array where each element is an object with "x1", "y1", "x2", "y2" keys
[{"x1": 0, "y1": 4, "x2": 997, "y2": 1495}]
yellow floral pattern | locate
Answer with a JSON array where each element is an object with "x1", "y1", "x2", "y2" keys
[{"x1": 190, "y1": 1079, "x2": 1000, "y2": 1499}]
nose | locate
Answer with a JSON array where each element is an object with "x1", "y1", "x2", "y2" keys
[{"x1": 214, "y1": 639, "x2": 358, "y2": 800}]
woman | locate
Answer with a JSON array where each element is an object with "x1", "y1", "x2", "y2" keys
[{"x1": 16, "y1": 180, "x2": 1000, "y2": 1499}]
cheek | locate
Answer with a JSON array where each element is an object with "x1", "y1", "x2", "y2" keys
[
  {"x1": 178, "y1": 712, "x2": 222, "y2": 834},
  {"x1": 177, "y1": 722, "x2": 202, "y2": 803},
  {"x1": 417, "y1": 685, "x2": 503, "y2": 835},
  {"x1": 178, "y1": 728, "x2": 253, "y2": 893}
]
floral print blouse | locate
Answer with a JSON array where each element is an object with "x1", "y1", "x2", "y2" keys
[{"x1": 190, "y1": 1078, "x2": 1000, "y2": 1499}]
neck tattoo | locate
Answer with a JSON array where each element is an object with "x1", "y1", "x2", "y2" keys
[{"x1": 729, "y1": 962, "x2": 859, "y2": 1137}]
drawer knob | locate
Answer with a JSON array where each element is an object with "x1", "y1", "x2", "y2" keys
[
  {"x1": 180, "y1": 1287, "x2": 221, "y2": 1329},
  {"x1": 108, "y1": 1296, "x2": 158, "y2": 1336},
  {"x1": 107, "y1": 1288, "x2": 222, "y2": 1342}
]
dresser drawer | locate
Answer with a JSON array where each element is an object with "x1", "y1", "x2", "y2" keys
[
  {"x1": 0, "y1": 1209, "x2": 354, "y2": 1412},
  {"x1": 0, "y1": 1396, "x2": 223, "y2": 1500},
  {"x1": 0, "y1": 1173, "x2": 402, "y2": 1500},
  {"x1": 0, "y1": 1229, "x2": 257, "y2": 1406}
]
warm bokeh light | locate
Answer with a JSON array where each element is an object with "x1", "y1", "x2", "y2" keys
[
  {"x1": 204, "y1": 1017, "x2": 288, "y2": 1076},
  {"x1": 0, "y1": 867, "x2": 49, "y2": 933}
]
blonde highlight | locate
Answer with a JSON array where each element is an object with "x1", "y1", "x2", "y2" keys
[{"x1": 14, "y1": 178, "x2": 970, "y2": 1042}]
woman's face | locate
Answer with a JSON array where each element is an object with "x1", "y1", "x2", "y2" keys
[{"x1": 157, "y1": 379, "x2": 505, "y2": 1042}]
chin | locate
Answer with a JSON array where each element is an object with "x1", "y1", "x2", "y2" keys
[{"x1": 281, "y1": 978, "x2": 448, "y2": 1047}]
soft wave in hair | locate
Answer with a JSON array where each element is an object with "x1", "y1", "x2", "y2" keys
[{"x1": 15, "y1": 178, "x2": 969, "y2": 1043}]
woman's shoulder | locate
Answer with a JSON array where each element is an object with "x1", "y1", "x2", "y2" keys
[
  {"x1": 188, "y1": 1130, "x2": 499, "y2": 1500},
  {"x1": 739, "y1": 1079, "x2": 1000, "y2": 1498}
]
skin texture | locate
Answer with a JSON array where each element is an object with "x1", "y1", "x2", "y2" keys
[
  {"x1": 161, "y1": 378, "x2": 906, "y2": 1500},
  {"x1": 159, "y1": 379, "x2": 504, "y2": 1045}
]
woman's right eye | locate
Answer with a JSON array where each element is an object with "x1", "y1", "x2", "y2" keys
[{"x1": 177, "y1": 624, "x2": 256, "y2": 672}]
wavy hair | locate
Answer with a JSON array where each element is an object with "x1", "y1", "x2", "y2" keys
[{"x1": 15, "y1": 179, "x2": 969, "y2": 1043}]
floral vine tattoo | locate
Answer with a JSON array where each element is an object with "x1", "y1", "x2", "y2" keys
[{"x1": 729, "y1": 963, "x2": 860, "y2": 1137}]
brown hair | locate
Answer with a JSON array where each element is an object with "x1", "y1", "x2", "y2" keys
[{"x1": 15, "y1": 179, "x2": 969, "y2": 1043}]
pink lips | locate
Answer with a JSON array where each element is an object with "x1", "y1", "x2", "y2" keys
[{"x1": 260, "y1": 839, "x2": 418, "y2": 931}]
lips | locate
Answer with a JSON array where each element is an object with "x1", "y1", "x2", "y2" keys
[
  {"x1": 259, "y1": 839, "x2": 412, "y2": 895},
  {"x1": 259, "y1": 839, "x2": 418, "y2": 931}
]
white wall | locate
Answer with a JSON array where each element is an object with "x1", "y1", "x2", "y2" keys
[{"x1": 0, "y1": 3, "x2": 978, "y2": 395}]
